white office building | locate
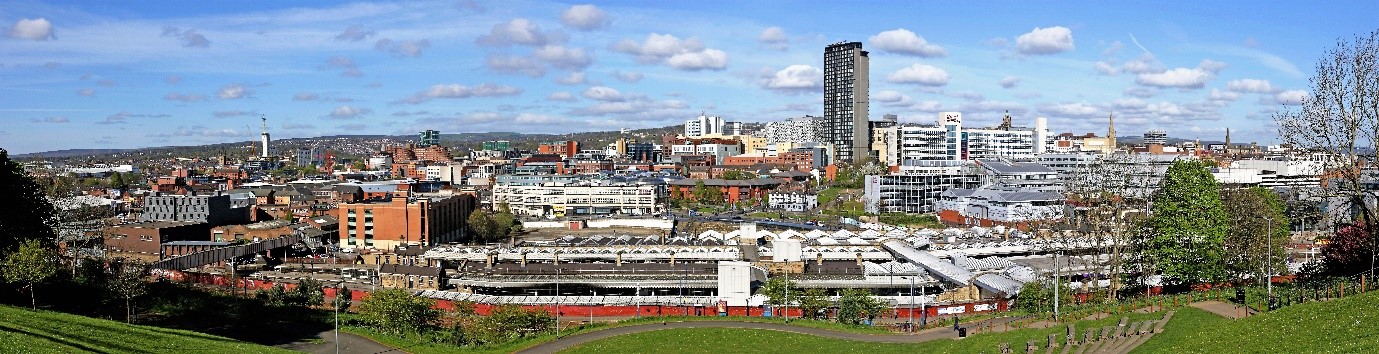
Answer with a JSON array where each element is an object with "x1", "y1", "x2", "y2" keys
[{"x1": 890, "y1": 112, "x2": 1050, "y2": 165}]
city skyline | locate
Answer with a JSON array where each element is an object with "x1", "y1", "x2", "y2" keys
[{"x1": 3, "y1": 0, "x2": 1376, "y2": 154}]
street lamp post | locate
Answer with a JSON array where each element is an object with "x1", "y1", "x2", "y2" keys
[
  {"x1": 555, "y1": 266, "x2": 561, "y2": 339},
  {"x1": 908, "y1": 275, "x2": 915, "y2": 332},
  {"x1": 1053, "y1": 251, "x2": 1061, "y2": 320},
  {"x1": 783, "y1": 271, "x2": 790, "y2": 322},
  {"x1": 335, "y1": 267, "x2": 343, "y2": 354},
  {"x1": 636, "y1": 283, "x2": 641, "y2": 319}
]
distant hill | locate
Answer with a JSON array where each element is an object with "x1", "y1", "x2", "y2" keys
[{"x1": 15, "y1": 148, "x2": 132, "y2": 159}]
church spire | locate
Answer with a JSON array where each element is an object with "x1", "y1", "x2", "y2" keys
[{"x1": 1107, "y1": 113, "x2": 1116, "y2": 151}]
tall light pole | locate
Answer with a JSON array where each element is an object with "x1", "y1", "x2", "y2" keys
[
  {"x1": 783, "y1": 271, "x2": 790, "y2": 322},
  {"x1": 636, "y1": 283, "x2": 641, "y2": 319},
  {"x1": 1053, "y1": 251, "x2": 1061, "y2": 320},
  {"x1": 908, "y1": 275, "x2": 915, "y2": 332},
  {"x1": 1266, "y1": 217, "x2": 1273, "y2": 300},
  {"x1": 335, "y1": 267, "x2": 343, "y2": 354},
  {"x1": 555, "y1": 265, "x2": 561, "y2": 339}
]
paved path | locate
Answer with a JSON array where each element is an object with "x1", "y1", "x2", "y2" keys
[
  {"x1": 516, "y1": 317, "x2": 1021, "y2": 354},
  {"x1": 1189, "y1": 301, "x2": 1254, "y2": 319},
  {"x1": 278, "y1": 329, "x2": 400, "y2": 354}
]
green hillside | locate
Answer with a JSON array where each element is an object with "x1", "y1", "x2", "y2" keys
[
  {"x1": 0, "y1": 305, "x2": 292, "y2": 354},
  {"x1": 1135, "y1": 290, "x2": 1379, "y2": 353}
]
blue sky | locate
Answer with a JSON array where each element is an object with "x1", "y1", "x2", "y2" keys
[{"x1": 2, "y1": 0, "x2": 1375, "y2": 154}]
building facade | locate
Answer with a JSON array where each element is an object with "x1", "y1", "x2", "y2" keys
[
  {"x1": 824, "y1": 42, "x2": 870, "y2": 163},
  {"x1": 768, "y1": 192, "x2": 819, "y2": 212},
  {"x1": 491, "y1": 183, "x2": 660, "y2": 218},
  {"x1": 338, "y1": 191, "x2": 476, "y2": 250}
]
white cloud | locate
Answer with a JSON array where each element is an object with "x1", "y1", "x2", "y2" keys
[
  {"x1": 1135, "y1": 63, "x2": 1219, "y2": 89},
  {"x1": 560, "y1": 5, "x2": 610, "y2": 31},
  {"x1": 1198, "y1": 59, "x2": 1228, "y2": 73},
  {"x1": 1125, "y1": 86, "x2": 1157, "y2": 98},
  {"x1": 322, "y1": 55, "x2": 363, "y2": 77},
  {"x1": 666, "y1": 49, "x2": 728, "y2": 71},
  {"x1": 1226, "y1": 79, "x2": 1274, "y2": 93},
  {"x1": 1039, "y1": 102, "x2": 1101, "y2": 118},
  {"x1": 1274, "y1": 90, "x2": 1307, "y2": 105},
  {"x1": 1015, "y1": 26, "x2": 1074, "y2": 55},
  {"x1": 1122, "y1": 53, "x2": 1164, "y2": 74},
  {"x1": 164, "y1": 92, "x2": 207, "y2": 102},
  {"x1": 9, "y1": 18, "x2": 54, "y2": 40},
  {"x1": 611, "y1": 33, "x2": 728, "y2": 71},
  {"x1": 758, "y1": 27, "x2": 788, "y2": 51},
  {"x1": 160, "y1": 26, "x2": 209, "y2": 48},
  {"x1": 960, "y1": 100, "x2": 1027, "y2": 115},
  {"x1": 218, "y1": 84, "x2": 251, "y2": 99},
  {"x1": 868, "y1": 28, "x2": 946, "y2": 57},
  {"x1": 485, "y1": 54, "x2": 545, "y2": 77},
  {"x1": 334, "y1": 24, "x2": 375, "y2": 42},
  {"x1": 612, "y1": 70, "x2": 644, "y2": 83},
  {"x1": 948, "y1": 91, "x2": 984, "y2": 101},
  {"x1": 547, "y1": 91, "x2": 577, "y2": 101},
  {"x1": 293, "y1": 92, "x2": 320, "y2": 101},
  {"x1": 76, "y1": 88, "x2": 95, "y2": 97},
  {"x1": 1094, "y1": 61, "x2": 1120, "y2": 75},
  {"x1": 212, "y1": 110, "x2": 254, "y2": 118},
  {"x1": 999, "y1": 76, "x2": 1020, "y2": 89},
  {"x1": 760, "y1": 65, "x2": 822, "y2": 93},
  {"x1": 533, "y1": 45, "x2": 593, "y2": 70},
  {"x1": 582, "y1": 86, "x2": 624, "y2": 101},
  {"x1": 886, "y1": 63, "x2": 949, "y2": 86},
  {"x1": 1208, "y1": 89, "x2": 1240, "y2": 102},
  {"x1": 872, "y1": 90, "x2": 915, "y2": 107},
  {"x1": 395, "y1": 83, "x2": 523, "y2": 104},
  {"x1": 31, "y1": 116, "x2": 68, "y2": 123},
  {"x1": 477, "y1": 18, "x2": 560, "y2": 46},
  {"x1": 328, "y1": 105, "x2": 371, "y2": 119},
  {"x1": 555, "y1": 72, "x2": 588, "y2": 85},
  {"x1": 375, "y1": 38, "x2": 430, "y2": 57}
]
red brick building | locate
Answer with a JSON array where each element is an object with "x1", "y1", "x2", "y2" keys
[{"x1": 667, "y1": 178, "x2": 782, "y2": 204}]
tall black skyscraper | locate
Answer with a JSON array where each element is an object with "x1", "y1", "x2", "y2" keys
[{"x1": 824, "y1": 41, "x2": 870, "y2": 164}]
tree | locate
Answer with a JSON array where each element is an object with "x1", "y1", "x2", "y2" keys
[
  {"x1": 467, "y1": 210, "x2": 496, "y2": 243},
  {"x1": 797, "y1": 288, "x2": 830, "y2": 320},
  {"x1": 293, "y1": 278, "x2": 326, "y2": 307},
  {"x1": 1275, "y1": 30, "x2": 1379, "y2": 274},
  {"x1": 1014, "y1": 280, "x2": 1072, "y2": 313},
  {"x1": 1146, "y1": 159, "x2": 1229, "y2": 285},
  {"x1": 2, "y1": 239, "x2": 59, "y2": 309},
  {"x1": 1221, "y1": 187, "x2": 1290, "y2": 283},
  {"x1": 722, "y1": 170, "x2": 755, "y2": 180},
  {"x1": 107, "y1": 259, "x2": 149, "y2": 323},
  {"x1": 491, "y1": 211, "x2": 516, "y2": 243},
  {"x1": 835, "y1": 288, "x2": 887, "y2": 325},
  {"x1": 760, "y1": 276, "x2": 798, "y2": 310},
  {"x1": 1055, "y1": 154, "x2": 1156, "y2": 300},
  {"x1": 0, "y1": 149, "x2": 58, "y2": 258},
  {"x1": 1323, "y1": 224, "x2": 1374, "y2": 275},
  {"x1": 335, "y1": 285, "x2": 353, "y2": 312},
  {"x1": 357, "y1": 288, "x2": 440, "y2": 336}
]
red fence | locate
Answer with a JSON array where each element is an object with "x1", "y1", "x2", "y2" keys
[{"x1": 156, "y1": 270, "x2": 1011, "y2": 318}]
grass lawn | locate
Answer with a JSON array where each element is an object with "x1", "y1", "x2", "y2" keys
[
  {"x1": 818, "y1": 187, "x2": 847, "y2": 204},
  {"x1": 342, "y1": 316, "x2": 889, "y2": 354},
  {"x1": 1134, "y1": 290, "x2": 1379, "y2": 353},
  {"x1": 0, "y1": 304, "x2": 292, "y2": 354},
  {"x1": 558, "y1": 311, "x2": 1172, "y2": 354}
]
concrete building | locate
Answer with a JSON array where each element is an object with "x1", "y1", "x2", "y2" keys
[
  {"x1": 418, "y1": 130, "x2": 440, "y2": 147},
  {"x1": 760, "y1": 115, "x2": 826, "y2": 144},
  {"x1": 768, "y1": 192, "x2": 819, "y2": 212},
  {"x1": 338, "y1": 191, "x2": 476, "y2": 250},
  {"x1": 379, "y1": 264, "x2": 446, "y2": 290},
  {"x1": 864, "y1": 161, "x2": 983, "y2": 214},
  {"x1": 492, "y1": 181, "x2": 660, "y2": 218},
  {"x1": 105, "y1": 221, "x2": 213, "y2": 261},
  {"x1": 684, "y1": 114, "x2": 743, "y2": 138},
  {"x1": 890, "y1": 112, "x2": 1049, "y2": 164},
  {"x1": 824, "y1": 41, "x2": 870, "y2": 163},
  {"x1": 1143, "y1": 130, "x2": 1168, "y2": 145},
  {"x1": 139, "y1": 194, "x2": 245, "y2": 226},
  {"x1": 671, "y1": 140, "x2": 742, "y2": 165},
  {"x1": 937, "y1": 183, "x2": 1065, "y2": 226}
]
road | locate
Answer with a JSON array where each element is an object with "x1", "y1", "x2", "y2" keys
[
  {"x1": 515, "y1": 318, "x2": 1018, "y2": 354},
  {"x1": 279, "y1": 329, "x2": 400, "y2": 354}
]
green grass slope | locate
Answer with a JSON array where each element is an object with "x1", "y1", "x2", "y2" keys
[
  {"x1": 1135, "y1": 291, "x2": 1379, "y2": 353},
  {"x1": 558, "y1": 311, "x2": 1173, "y2": 354},
  {"x1": 0, "y1": 305, "x2": 292, "y2": 354}
]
